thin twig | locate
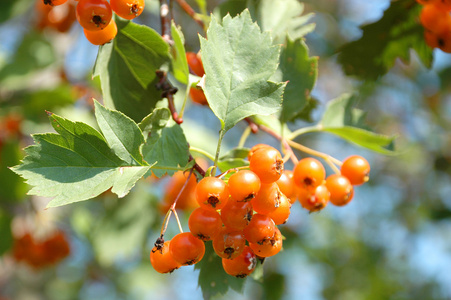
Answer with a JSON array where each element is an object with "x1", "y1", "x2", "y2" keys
[
  {"x1": 174, "y1": 0, "x2": 205, "y2": 30},
  {"x1": 155, "y1": 70, "x2": 183, "y2": 124},
  {"x1": 159, "y1": 0, "x2": 172, "y2": 43}
]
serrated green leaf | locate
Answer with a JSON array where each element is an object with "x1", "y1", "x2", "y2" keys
[
  {"x1": 338, "y1": 0, "x2": 433, "y2": 80},
  {"x1": 11, "y1": 113, "x2": 150, "y2": 207},
  {"x1": 138, "y1": 107, "x2": 171, "y2": 137},
  {"x1": 318, "y1": 94, "x2": 396, "y2": 154},
  {"x1": 93, "y1": 18, "x2": 170, "y2": 122},
  {"x1": 200, "y1": 10, "x2": 285, "y2": 132},
  {"x1": 195, "y1": 242, "x2": 246, "y2": 299},
  {"x1": 94, "y1": 100, "x2": 146, "y2": 166},
  {"x1": 142, "y1": 121, "x2": 189, "y2": 177},
  {"x1": 170, "y1": 21, "x2": 190, "y2": 85},
  {"x1": 277, "y1": 37, "x2": 318, "y2": 123}
]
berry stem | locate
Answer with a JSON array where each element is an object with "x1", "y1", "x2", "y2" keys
[
  {"x1": 160, "y1": 168, "x2": 194, "y2": 236},
  {"x1": 238, "y1": 126, "x2": 252, "y2": 148},
  {"x1": 189, "y1": 146, "x2": 215, "y2": 162},
  {"x1": 286, "y1": 140, "x2": 341, "y2": 174},
  {"x1": 287, "y1": 125, "x2": 321, "y2": 140},
  {"x1": 213, "y1": 128, "x2": 226, "y2": 176},
  {"x1": 174, "y1": 0, "x2": 206, "y2": 31}
]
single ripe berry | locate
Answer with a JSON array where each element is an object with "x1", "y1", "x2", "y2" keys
[
  {"x1": 325, "y1": 174, "x2": 354, "y2": 206},
  {"x1": 83, "y1": 19, "x2": 117, "y2": 45},
  {"x1": 188, "y1": 208, "x2": 223, "y2": 241},
  {"x1": 110, "y1": 0, "x2": 144, "y2": 20},
  {"x1": 298, "y1": 184, "x2": 330, "y2": 212},
  {"x1": 222, "y1": 246, "x2": 257, "y2": 278},
  {"x1": 251, "y1": 182, "x2": 282, "y2": 215},
  {"x1": 186, "y1": 52, "x2": 205, "y2": 77},
  {"x1": 43, "y1": 0, "x2": 68, "y2": 6},
  {"x1": 249, "y1": 227, "x2": 283, "y2": 258},
  {"x1": 169, "y1": 232, "x2": 205, "y2": 266},
  {"x1": 243, "y1": 213, "x2": 276, "y2": 244},
  {"x1": 247, "y1": 144, "x2": 275, "y2": 161},
  {"x1": 220, "y1": 200, "x2": 253, "y2": 231},
  {"x1": 249, "y1": 147, "x2": 284, "y2": 183},
  {"x1": 276, "y1": 170, "x2": 296, "y2": 203},
  {"x1": 420, "y1": 4, "x2": 451, "y2": 33},
  {"x1": 195, "y1": 177, "x2": 229, "y2": 211},
  {"x1": 341, "y1": 155, "x2": 370, "y2": 186},
  {"x1": 228, "y1": 170, "x2": 261, "y2": 201},
  {"x1": 212, "y1": 227, "x2": 246, "y2": 260},
  {"x1": 76, "y1": 0, "x2": 113, "y2": 31},
  {"x1": 150, "y1": 241, "x2": 181, "y2": 273},
  {"x1": 293, "y1": 157, "x2": 326, "y2": 190},
  {"x1": 266, "y1": 193, "x2": 291, "y2": 225},
  {"x1": 189, "y1": 87, "x2": 208, "y2": 105}
]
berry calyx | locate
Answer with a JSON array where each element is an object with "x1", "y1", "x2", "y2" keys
[
  {"x1": 150, "y1": 241, "x2": 181, "y2": 273},
  {"x1": 76, "y1": 0, "x2": 113, "y2": 31}
]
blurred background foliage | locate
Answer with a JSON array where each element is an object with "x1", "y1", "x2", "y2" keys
[{"x1": 0, "y1": 0, "x2": 450, "y2": 299}]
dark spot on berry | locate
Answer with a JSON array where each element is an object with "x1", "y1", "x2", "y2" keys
[
  {"x1": 224, "y1": 247, "x2": 235, "y2": 259},
  {"x1": 236, "y1": 274, "x2": 248, "y2": 278},
  {"x1": 275, "y1": 159, "x2": 284, "y2": 175},
  {"x1": 244, "y1": 193, "x2": 255, "y2": 201},
  {"x1": 207, "y1": 195, "x2": 219, "y2": 208},
  {"x1": 131, "y1": 4, "x2": 140, "y2": 15},
  {"x1": 303, "y1": 177, "x2": 314, "y2": 186},
  {"x1": 92, "y1": 15, "x2": 104, "y2": 26},
  {"x1": 438, "y1": 38, "x2": 445, "y2": 47}
]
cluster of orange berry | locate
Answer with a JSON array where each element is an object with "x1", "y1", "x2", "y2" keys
[
  {"x1": 150, "y1": 144, "x2": 370, "y2": 278},
  {"x1": 12, "y1": 231, "x2": 70, "y2": 269},
  {"x1": 418, "y1": 0, "x2": 451, "y2": 52},
  {"x1": 41, "y1": 0, "x2": 145, "y2": 45}
]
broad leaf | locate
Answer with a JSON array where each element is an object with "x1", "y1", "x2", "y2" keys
[
  {"x1": 141, "y1": 110, "x2": 190, "y2": 177},
  {"x1": 319, "y1": 94, "x2": 396, "y2": 154},
  {"x1": 170, "y1": 21, "x2": 190, "y2": 85},
  {"x1": 94, "y1": 100, "x2": 146, "y2": 166},
  {"x1": 196, "y1": 242, "x2": 246, "y2": 299},
  {"x1": 1, "y1": 140, "x2": 27, "y2": 202},
  {"x1": 215, "y1": 0, "x2": 315, "y2": 43},
  {"x1": 338, "y1": 0, "x2": 433, "y2": 80},
  {"x1": 277, "y1": 37, "x2": 318, "y2": 123},
  {"x1": 11, "y1": 112, "x2": 150, "y2": 208},
  {"x1": 200, "y1": 9, "x2": 285, "y2": 132},
  {"x1": 217, "y1": 148, "x2": 249, "y2": 172},
  {"x1": 93, "y1": 18, "x2": 170, "y2": 122}
]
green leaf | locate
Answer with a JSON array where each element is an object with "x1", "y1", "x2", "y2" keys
[
  {"x1": 215, "y1": 0, "x2": 314, "y2": 43},
  {"x1": 196, "y1": 242, "x2": 246, "y2": 299},
  {"x1": 94, "y1": 100, "x2": 146, "y2": 166},
  {"x1": 277, "y1": 37, "x2": 318, "y2": 123},
  {"x1": 195, "y1": 0, "x2": 207, "y2": 15},
  {"x1": 11, "y1": 112, "x2": 150, "y2": 208},
  {"x1": 337, "y1": 0, "x2": 433, "y2": 80},
  {"x1": 319, "y1": 94, "x2": 396, "y2": 154},
  {"x1": 217, "y1": 148, "x2": 249, "y2": 172},
  {"x1": 93, "y1": 18, "x2": 170, "y2": 122},
  {"x1": 200, "y1": 9, "x2": 285, "y2": 132},
  {"x1": 1, "y1": 140, "x2": 27, "y2": 202},
  {"x1": 170, "y1": 21, "x2": 190, "y2": 85},
  {"x1": 138, "y1": 107, "x2": 171, "y2": 137},
  {"x1": 141, "y1": 119, "x2": 190, "y2": 177}
]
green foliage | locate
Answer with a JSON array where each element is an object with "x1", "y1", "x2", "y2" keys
[
  {"x1": 0, "y1": 140, "x2": 27, "y2": 202},
  {"x1": 200, "y1": 9, "x2": 285, "y2": 132},
  {"x1": 277, "y1": 37, "x2": 318, "y2": 123},
  {"x1": 11, "y1": 106, "x2": 150, "y2": 207},
  {"x1": 195, "y1": 242, "x2": 246, "y2": 299},
  {"x1": 170, "y1": 21, "x2": 190, "y2": 85},
  {"x1": 0, "y1": 0, "x2": 33, "y2": 23},
  {"x1": 93, "y1": 18, "x2": 170, "y2": 122},
  {"x1": 338, "y1": 0, "x2": 433, "y2": 80},
  {"x1": 319, "y1": 94, "x2": 396, "y2": 154},
  {"x1": 217, "y1": 148, "x2": 249, "y2": 172},
  {"x1": 0, "y1": 210, "x2": 13, "y2": 255}
]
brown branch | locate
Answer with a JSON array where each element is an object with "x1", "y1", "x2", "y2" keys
[
  {"x1": 156, "y1": 70, "x2": 183, "y2": 124},
  {"x1": 244, "y1": 117, "x2": 259, "y2": 134},
  {"x1": 159, "y1": 0, "x2": 172, "y2": 43},
  {"x1": 189, "y1": 153, "x2": 206, "y2": 177},
  {"x1": 174, "y1": 0, "x2": 205, "y2": 30}
]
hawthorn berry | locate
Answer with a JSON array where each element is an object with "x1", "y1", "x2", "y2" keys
[
  {"x1": 249, "y1": 147, "x2": 284, "y2": 183},
  {"x1": 220, "y1": 200, "x2": 253, "y2": 231},
  {"x1": 222, "y1": 246, "x2": 257, "y2": 278},
  {"x1": 293, "y1": 157, "x2": 326, "y2": 190},
  {"x1": 266, "y1": 193, "x2": 291, "y2": 225},
  {"x1": 212, "y1": 227, "x2": 246, "y2": 260},
  {"x1": 195, "y1": 177, "x2": 229, "y2": 211},
  {"x1": 228, "y1": 170, "x2": 261, "y2": 201},
  {"x1": 169, "y1": 232, "x2": 205, "y2": 266},
  {"x1": 276, "y1": 170, "x2": 297, "y2": 203},
  {"x1": 298, "y1": 184, "x2": 330, "y2": 212},
  {"x1": 249, "y1": 227, "x2": 283, "y2": 258},
  {"x1": 341, "y1": 155, "x2": 370, "y2": 185},
  {"x1": 186, "y1": 51, "x2": 205, "y2": 77},
  {"x1": 188, "y1": 207, "x2": 222, "y2": 241},
  {"x1": 251, "y1": 183, "x2": 282, "y2": 215},
  {"x1": 150, "y1": 241, "x2": 181, "y2": 273},
  {"x1": 243, "y1": 213, "x2": 276, "y2": 244},
  {"x1": 76, "y1": 0, "x2": 113, "y2": 31},
  {"x1": 325, "y1": 174, "x2": 354, "y2": 206},
  {"x1": 83, "y1": 19, "x2": 117, "y2": 45},
  {"x1": 110, "y1": 0, "x2": 145, "y2": 20}
]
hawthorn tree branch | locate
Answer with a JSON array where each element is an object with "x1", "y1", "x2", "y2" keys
[
  {"x1": 159, "y1": 0, "x2": 172, "y2": 43},
  {"x1": 156, "y1": 70, "x2": 183, "y2": 124},
  {"x1": 174, "y1": 0, "x2": 205, "y2": 30}
]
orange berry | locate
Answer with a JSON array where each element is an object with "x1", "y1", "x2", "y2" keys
[
  {"x1": 188, "y1": 208, "x2": 223, "y2": 241},
  {"x1": 325, "y1": 174, "x2": 354, "y2": 206},
  {"x1": 212, "y1": 227, "x2": 246, "y2": 259},
  {"x1": 83, "y1": 19, "x2": 117, "y2": 45},
  {"x1": 195, "y1": 177, "x2": 229, "y2": 211},
  {"x1": 169, "y1": 232, "x2": 205, "y2": 266},
  {"x1": 293, "y1": 157, "x2": 326, "y2": 190},
  {"x1": 150, "y1": 241, "x2": 181, "y2": 273},
  {"x1": 228, "y1": 170, "x2": 261, "y2": 201},
  {"x1": 110, "y1": 0, "x2": 144, "y2": 20},
  {"x1": 298, "y1": 184, "x2": 330, "y2": 212},
  {"x1": 222, "y1": 246, "x2": 257, "y2": 278},
  {"x1": 341, "y1": 155, "x2": 370, "y2": 186},
  {"x1": 249, "y1": 227, "x2": 283, "y2": 258},
  {"x1": 249, "y1": 147, "x2": 284, "y2": 183}
]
